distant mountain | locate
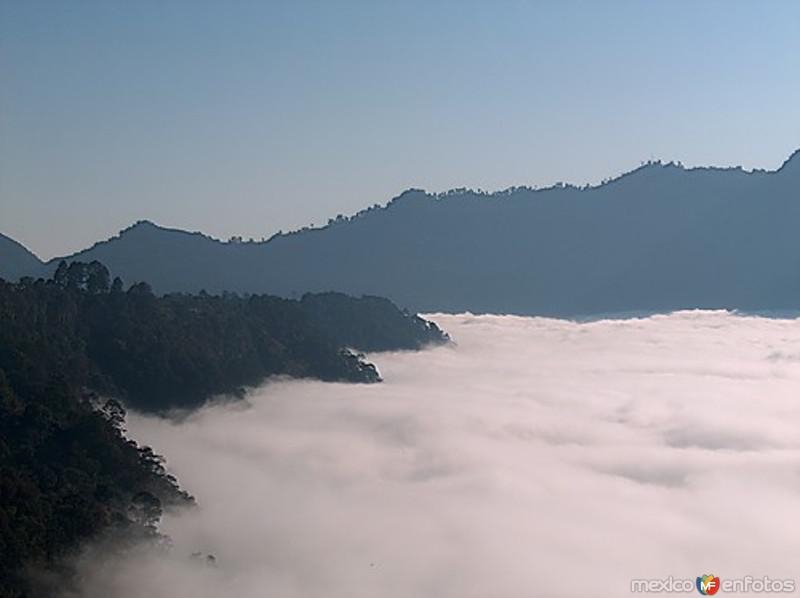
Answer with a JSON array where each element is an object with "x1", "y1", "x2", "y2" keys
[
  {"x1": 7, "y1": 149, "x2": 800, "y2": 316},
  {"x1": 0, "y1": 232, "x2": 43, "y2": 281}
]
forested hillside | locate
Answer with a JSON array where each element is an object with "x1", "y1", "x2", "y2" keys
[
  {"x1": 2, "y1": 262, "x2": 448, "y2": 412},
  {"x1": 300, "y1": 292, "x2": 448, "y2": 352},
  {"x1": 0, "y1": 262, "x2": 448, "y2": 596},
  {"x1": 0, "y1": 283, "x2": 192, "y2": 598}
]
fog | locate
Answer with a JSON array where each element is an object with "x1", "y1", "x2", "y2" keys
[{"x1": 71, "y1": 312, "x2": 800, "y2": 597}]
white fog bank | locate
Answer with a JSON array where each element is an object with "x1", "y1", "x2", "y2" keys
[{"x1": 74, "y1": 311, "x2": 800, "y2": 597}]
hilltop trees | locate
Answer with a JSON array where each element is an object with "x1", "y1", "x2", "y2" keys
[
  {"x1": 300, "y1": 292, "x2": 449, "y2": 352},
  {"x1": 52, "y1": 260, "x2": 110, "y2": 293},
  {"x1": 1, "y1": 263, "x2": 389, "y2": 413}
]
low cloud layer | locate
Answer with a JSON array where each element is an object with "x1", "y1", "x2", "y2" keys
[{"x1": 71, "y1": 311, "x2": 800, "y2": 597}]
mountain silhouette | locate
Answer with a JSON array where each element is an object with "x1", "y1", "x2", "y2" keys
[
  {"x1": 4, "y1": 149, "x2": 800, "y2": 316},
  {"x1": 0, "y1": 232, "x2": 44, "y2": 281}
]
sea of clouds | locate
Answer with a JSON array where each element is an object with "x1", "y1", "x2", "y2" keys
[{"x1": 69, "y1": 311, "x2": 800, "y2": 597}]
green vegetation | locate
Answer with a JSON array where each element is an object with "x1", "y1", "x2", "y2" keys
[
  {"x1": 0, "y1": 261, "x2": 448, "y2": 595},
  {"x1": 0, "y1": 350, "x2": 191, "y2": 595},
  {"x1": 4, "y1": 261, "x2": 387, "y2": 414}
]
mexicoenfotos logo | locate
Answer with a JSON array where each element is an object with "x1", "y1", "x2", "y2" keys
[
  {"x1": 630, "y1": 574, "x2": 796, "y2": 594},
  {"x1": 696, "y1": 574, "x2": 720, "y2": 595}
]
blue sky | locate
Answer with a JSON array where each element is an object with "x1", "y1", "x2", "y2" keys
[{"x1": 1, "y1": 0, "x2": 799, "y2": 258}]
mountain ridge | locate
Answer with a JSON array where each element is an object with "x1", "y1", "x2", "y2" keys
[
  {"x1": 3, "y1": 148, "x2": 800, "y2": 316},
  {"x1": 11, "y1": 148, "x2": 800, "y2": 262},
  {"x1": 0, "y1": 232, "x2": 44, "y2": 281}
]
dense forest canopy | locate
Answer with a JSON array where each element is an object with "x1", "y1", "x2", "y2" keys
[
  {"x1": 299, "y1": 292, "x2": 448, "y2": 352},
  {"x1": 0, "y1": 269, "x2": 193, "y2": 597},
  {"x1": 2, "y1": 261, "x2": 447, "y2": 413},
  {"x1": 0, "y1": 262, "x2": 448, "y2": 596}
]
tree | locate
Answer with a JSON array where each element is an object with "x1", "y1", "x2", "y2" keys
[
  {"x1": 100, "y1": 398, "x2": 126, "y2": 431},
  {"x1": 66, "y1": 261, "x2": 87, "y2": 289},
  {"x1": 111, "y1": 276, "x2": 124, "y2": 294},
  {"x1": 128, "y1": 491, "x2": 163, "y2": 530},
  {"x1": 127, "y1": 281, "x2": 153, "y2": 296},
  {"x1": 86, "y1": 261, "x2": 110, "y2": 294},
  {"x1": 53, "y1": 260, "x2": 69, "y2": 286}
]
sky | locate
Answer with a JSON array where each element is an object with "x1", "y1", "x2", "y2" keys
[
  {"x1": 1, "y1": 0, "x2": 799, "y2": 259},
  {"x1": 62, "y1": 311, "x2": 800, "y2": 597}
]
